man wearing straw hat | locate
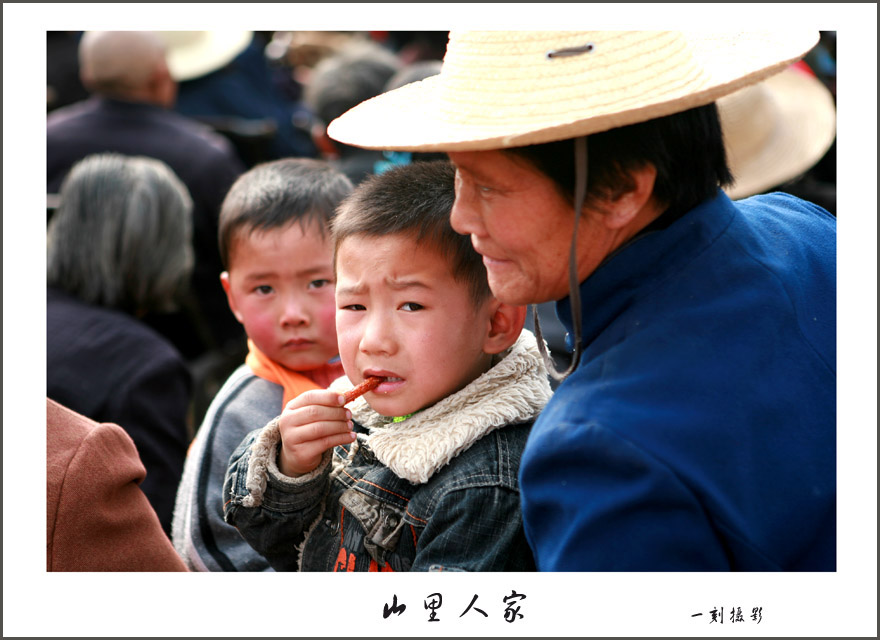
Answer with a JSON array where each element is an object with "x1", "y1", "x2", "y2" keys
[{"x1": 328, "y1": 31, "x2": 836, "y2": 571}]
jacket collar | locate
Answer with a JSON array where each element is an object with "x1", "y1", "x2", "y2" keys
[{"x1": 331, "y1": 330, "x2": 552, "y2": 484}]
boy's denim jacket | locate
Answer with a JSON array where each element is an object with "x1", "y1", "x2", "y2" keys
[{"x1": 223, "y1": 330, "x2": 552, "y2": 571}]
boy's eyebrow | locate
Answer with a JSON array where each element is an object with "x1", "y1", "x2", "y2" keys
[
  {"x1": 241, "y1": 270, "x2": 277, "y2": 282},
  {"x1": 242, "y1": 265, "x2": 332, "y2": 281},
  {"x1": 296, "y1": 266, "x2": 334, "y2": 279},
  {"x1": 385, "y1": 277, "x2": 432, "y2": 292},
  {"x1": 335, "y1": 282, "x2": 366, "y2": 296},
  {"x1": 336, "y1": 277, "x2": 433, "y2": 296}
]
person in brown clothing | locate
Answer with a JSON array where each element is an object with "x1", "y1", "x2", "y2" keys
[{"x1": 46, "y1": 398, "x2": 187, "y2": 571}]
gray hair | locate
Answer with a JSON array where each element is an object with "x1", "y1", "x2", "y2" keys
[{"x1": 47, "y1": 153, "x2": 194, "y2": 315}]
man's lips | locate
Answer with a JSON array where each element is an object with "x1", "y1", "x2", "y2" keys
[
  {"x1": 482, "y1": 255, "x2": 509, "y2": 268},
  {"x1": 472, "y1": 244, "x2": 508, "y2": 267}
]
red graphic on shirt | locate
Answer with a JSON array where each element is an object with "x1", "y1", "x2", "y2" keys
[
  {"x1": 369, "y1": 558, "x2": 394, "y2": 572},
  {"x1": 333, "y1": 548, "x2": 355, "y2": 572}
]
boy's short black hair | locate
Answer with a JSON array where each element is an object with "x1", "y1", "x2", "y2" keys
[
  {"x1": 507, "y1": 103, "x2": 734, "y2": 222},
  {"x1": 332, "y1": 160, "x2": 491, "y2": 305},
  {"x1": 218, "y1": 158, "x2": 353, "y2": 269}
]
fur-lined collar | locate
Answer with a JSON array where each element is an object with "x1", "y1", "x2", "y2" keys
[{"x1": 329, "y1": 329, "x2": 552, "y2": 485}]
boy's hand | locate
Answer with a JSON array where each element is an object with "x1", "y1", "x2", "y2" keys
[{"x1": 277, "y1": 389, "x2": 355, "y2": 476}]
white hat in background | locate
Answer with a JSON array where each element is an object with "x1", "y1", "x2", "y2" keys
[
  {"x1": 156, "y1": 30, "x2": 253, "y2": 82},
  {"x1": 719, "y1": 63, "x2": 836, "y2": 199}
]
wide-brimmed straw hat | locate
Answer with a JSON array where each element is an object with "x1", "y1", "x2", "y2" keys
[
  {"x1": 156, "y1": 30, "x2": 252, "y2": 82},
  {"x1": 328, "y1": 30, "x2": 820, "y2": 152},
  {"x1": 718, "y1": 63, "x2": 836, "y2": 199}
]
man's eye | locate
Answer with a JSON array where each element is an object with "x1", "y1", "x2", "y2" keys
[
  {"x1": 341, "y1": 304, "x2": 365, "y2": 311},
  {"x1": 400, "y1": 302, "x2": 424, "y2": 312}
]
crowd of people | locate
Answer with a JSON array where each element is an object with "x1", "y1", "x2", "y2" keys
[{"x1": 45, "y1": 29, "x2": 838, "y2": 574}]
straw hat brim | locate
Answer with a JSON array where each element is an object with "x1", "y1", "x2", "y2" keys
[
  {"x1": 720, "y1": 65, "x2": 836, "y2": 199},
  {"x1": 159, "y1": 30, "x2": 253, "y2": 82},
  {"x1": 328, "y1": 30, "x2": 821, "y2": 152}
]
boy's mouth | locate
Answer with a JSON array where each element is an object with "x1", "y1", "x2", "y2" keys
[
  {"x1": 283, "y1": 338, "x2": 313, "y2": 350},
  {"x1": 364, "y1": 370, "x2": 405, "y2": 394},
  {"x1": 375, "y1": 377, "x2": 405, "y2": 394}
]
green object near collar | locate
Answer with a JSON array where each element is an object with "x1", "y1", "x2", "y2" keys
[{"x1": 391, "y1": 413, "x2": 415, "y2": 423}]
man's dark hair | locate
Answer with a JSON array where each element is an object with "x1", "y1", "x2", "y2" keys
[
  {"x1": 332, "y1": 160, "x2": 491, "y2": 305},
  {"x1": 218, "y1": 158, "x2": 353, "y2": 269},
  {"x1": 508, "y1": 103, "x2": 733, "y2": 221}
]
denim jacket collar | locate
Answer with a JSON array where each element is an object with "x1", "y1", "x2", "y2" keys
[{"x1": 331, "y1": 330, "x2": 552, "y2": 484}]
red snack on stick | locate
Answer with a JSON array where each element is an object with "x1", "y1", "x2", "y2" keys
[{"x1": 343, "y1": 376, "x2": 383, "y2": 404}]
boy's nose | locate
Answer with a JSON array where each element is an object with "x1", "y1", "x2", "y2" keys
[
  {"x1": 279, "y1": 298, "x2": 309, "y2": 327},
  {"x1": 359, "y1": 312, "x2": 395, "y2": 356}
]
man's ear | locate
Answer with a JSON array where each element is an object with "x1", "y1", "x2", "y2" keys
[
  {"x1": 311, "y1": 123, "x2": 339, "y2": 160},
  {"x1": 220, "y1": 271, "x2": 244, "y2": 324},
  {"x1": 483, "y1": 300, "x2": 527, "y2": 355},
  {"x1": 148, "y1": 61, "x2": 178, "y2": 109},
  {"x1": 601, "y1": 164, "x2": 658, "y2": 230}
]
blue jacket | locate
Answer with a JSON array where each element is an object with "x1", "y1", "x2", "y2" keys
[
  {"x1": 520, "y1": 191, "x2": 836, "y2": 571},
  {"x1": 223, "y1": 331, "x2": 551, "y2": 571}
]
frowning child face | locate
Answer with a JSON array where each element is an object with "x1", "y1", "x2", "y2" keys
[{"x1": 335, "y1": 232, "x2": 496, "y2": 417}]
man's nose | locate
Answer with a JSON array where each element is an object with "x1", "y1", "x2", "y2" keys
[{"x1": 449, "y1": 186, "x2": 482, "y2": 239}]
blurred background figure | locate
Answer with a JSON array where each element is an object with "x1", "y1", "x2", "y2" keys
[
  {"x1": 46, "y1": 30, "x2": 246, "y2": 363},
  {"x1": 47, "y1": 398, "x2": 188, "y2": 571},
  {"x1": 303, "y1": 38, "x2": 403, "y2": 184},
  {"x1": 47, "y1": 153, "x2": 195, "y2": 534},
  {"x1": 156, "y1": 30, "x2": 318, "y2": 167},
  {"x1": 266, "y1": 30, "x2": 360, "y2": 74}
]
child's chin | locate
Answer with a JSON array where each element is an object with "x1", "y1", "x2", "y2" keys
[{"x1": 278, "y1": 355, "x2": 320, "y2": 371}]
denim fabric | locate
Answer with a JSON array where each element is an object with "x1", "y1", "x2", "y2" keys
[{"x1": 224, "y1": 419, "x2": 536, "y2": 572}]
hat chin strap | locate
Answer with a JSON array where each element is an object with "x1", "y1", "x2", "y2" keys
[{"x1": 533, "y1": 136, "x2": 586, "y2": 382}]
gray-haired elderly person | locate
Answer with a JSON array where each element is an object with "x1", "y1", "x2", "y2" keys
[
  {"x1": 328, "y1": 31, "x2": 837, "y2": 571},
  {"x1": 47, "y1": 31, "x2": 246, "y2": 361},
  {"x1": 47, "y1": 152, "x2": 195, "y2": 535}
]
